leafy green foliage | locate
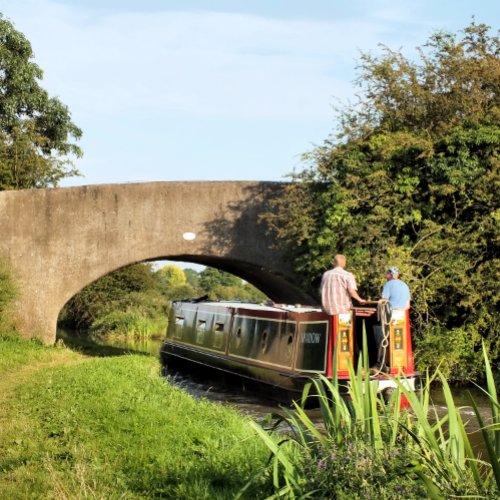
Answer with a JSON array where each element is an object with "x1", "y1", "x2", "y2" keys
[
  {"x1": 90, "y1": 310, "x2": 166, "y2": 337},
  {"x1": 61, "y1": 263, "x2": 268, "y2": 336},
  {"x1": 156, "y1": 264, "x2": 187, "y2": 288},
  {"x1": 207, "y1": 283, "x2": 267, "y2": 302},
  {"x1": 0, "y1": 14, "x2": 82, "y2": 189},
  {"x1": 302, "y1": 440, "x2": 423, "y2": 499},
  {"x1": 415, "y1": 324, "x2": 485, "y2": 381},
  {"x1": 0, "y1": 257, "x2": 16, "y2": 330},
  {"x1": 251, "y1": 343, "x2": 500, "y2": 498},
  {"x1": 199, "y1": 267, "x2": 267, "y2": 302},
  {"x1": 263, "y1": 22, "x2": 500, "y2": 382},
  {"x1": 61, "y1": 263, "x2": 167, "y2": 334},
  {"x1": 184, "y1": 268, "x2": 200, "y2": 288},
  {"x1": 199, "y1": 267, "x2": 241, "y2": 291}
]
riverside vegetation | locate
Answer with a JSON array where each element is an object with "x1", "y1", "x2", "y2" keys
[
  {"x1": 60, "y1": 263, "x2": 267, "y2": 339},
  {"x1": 0, "y1": 261, "x2": 272, "y2": 498},
  {"x1": 262, "y1": 22, "x2": 499, "y2": 385},
  {"x1": 2, "y1": 263, "x2": 500, "y2": 498},
  {"x1": 1, "y1": 10, "x2": 497, "y2": 383},
  {"x1": 250, "y1": 336, "x2": 500, "y2": 499},
  {"x1": 1, "y1": 15, "x2": 499, "y2": 499}
]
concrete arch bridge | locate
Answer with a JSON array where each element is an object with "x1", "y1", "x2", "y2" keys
[{"x1": 0, "y1": 182, "x2": 315, "y2": 344}]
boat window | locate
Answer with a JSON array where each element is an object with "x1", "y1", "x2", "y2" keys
[
  {"x1": 173, "y1": 316, "x2": 184, "y2": 339},
  {"x1": 295, "y1": 321, "x2": 328, "y2": 372},
  {"x1": 286, "y1": 333, "x2": 294, "y2": 358},
  {"x1": 196, "y1": 320, "x2": 207, "y2": 344},
  {"x1": 235, "y1": 327, "x2": 242, "y2": 349},
  {"x1": 283, "y1": 323, "x2": 295, "y2": 359},
  {"x1": 261, "y1": 330, "x2": 268, "y2": 353},
  {"x1": 213, "y1": 324, "x2": 225, "y2": 349}
]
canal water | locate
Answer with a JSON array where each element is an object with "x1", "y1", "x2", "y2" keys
[
  {"x1": 57, "y1": 329, "x2": 495, "y2": 435},
  {"x1": 57, "y1": 329, "x2": 283, "y2": 419}
]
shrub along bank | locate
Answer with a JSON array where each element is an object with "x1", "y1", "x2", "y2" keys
[
  {"x1": 251, "y1": 343, "x2": 500, "y2": 499},
  {"x1": 61, "y1": 263, "x2": 267, "y2": 339},
  {"x1": 262, "y1": 22, "x2": 500, "y2": 384},
  {"x1": 60, "y1": 263, "x2": 169, "y2": 338},
  {"x1": 0, "y1": 335, "x2": 272, "y2": 499}
]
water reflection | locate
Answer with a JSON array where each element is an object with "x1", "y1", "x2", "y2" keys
[
  {"x1": 164, "y1": 370, "x2": 286, "y2": 420},
  {"x1": 57, "y1": 328, "x2": 162, "y2": 357}
]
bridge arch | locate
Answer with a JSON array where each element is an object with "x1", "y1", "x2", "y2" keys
[{"x1": 0, "y1": 182, "x2": 315, "y2": 344}]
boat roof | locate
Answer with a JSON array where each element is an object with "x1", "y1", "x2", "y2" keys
[{"x1": 175, "y1": 300, "x2": 322, "y2": 314}]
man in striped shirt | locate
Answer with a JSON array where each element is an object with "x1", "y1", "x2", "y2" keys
[{"x1": 320, "y1": 255, "x2": 365, "y2": 315}]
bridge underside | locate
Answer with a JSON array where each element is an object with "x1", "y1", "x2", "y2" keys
[
  {"x1": 165, "y1": 254, "x2": 311, "y2": 305},
  {"x1": 0, "y1": 182, "x2": 316, "y2": 344}
]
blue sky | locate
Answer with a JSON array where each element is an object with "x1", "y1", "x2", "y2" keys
[{"x1": 0, "y1": 1, "x2": 497, "y2": 188}]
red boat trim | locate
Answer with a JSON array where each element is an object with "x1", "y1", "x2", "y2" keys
[{"x1": 326, "y1": 315, "x2": 334, "y2": 378}]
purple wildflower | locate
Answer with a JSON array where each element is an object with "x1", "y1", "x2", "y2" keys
[{"x1": 317, "y1": 459, "x2": 327, "y2": 470}]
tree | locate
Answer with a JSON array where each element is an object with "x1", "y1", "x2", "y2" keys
[
  {"x1": 60, "y1": 262, "x2": 268, "y2": 334},
  {"x1": 0, "y1": 14, "x2": 82, "y2": 190},
  {"x1": 199, "y1": 267, "x2": 241, "y2": 292},
  {"x1": 198, "y1": 267, "x2": 267, "y2": 302},
  {"x1": 263, "y1": 22, "x2": 500, "y2": 382},
  {"x1": 183, "y1": 268, "x2": 200, "y2": 289},
  {"x1": 156, "y1": 264, "x2": 187, "y2": 289},
  {"x1": 62, "y1": 263, "x2": 159, "y2": 329}
]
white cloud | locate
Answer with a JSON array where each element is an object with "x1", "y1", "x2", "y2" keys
[
  {"x1": 1, "y1": 1, "x2": 426, "y2": 121},
  {"x1": 1, "y1": 0, "x2": 458, "y2": 185}
]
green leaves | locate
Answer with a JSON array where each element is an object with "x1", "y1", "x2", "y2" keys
[
  {"x1": 198, "y1": 267, "x2": 267, "y2": 302},
  {"x1": 61, "y1": 264, "x2": 268, "y2": 336},
  {"x1": 252, "y1": 343, "x2": 500, "y2": 498},
  {"x1": 0, "y1": 14, "x2": 82, "y2": 190},
  {"x1": 61, "y1": 263, "x2": 165, "y2": 332},
  {"x1": 263, "y1": 21, "x2": 499, "y2": 383},
  {"x1": 0, "y1": 257, "x2": 16, "y2": 329}
]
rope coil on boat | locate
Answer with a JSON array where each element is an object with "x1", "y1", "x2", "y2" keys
[
  {"x1": 377, "y1": 299, "x2": 391, "y2": 348},
  {"x1": 370, "y1": 298, "x2": 391, "y2": 375}
]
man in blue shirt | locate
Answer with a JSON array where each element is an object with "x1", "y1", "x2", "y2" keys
[
  {"x1": 382, "y1": 267, "x2": 410, "y2": 310},
  {"x1": 370, "y1": 267, "x2": 411, "y2": 374}
]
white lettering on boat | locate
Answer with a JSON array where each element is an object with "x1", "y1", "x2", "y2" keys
[{"x1": 302, "y1": 332, "x2": 322, "y2": 344}]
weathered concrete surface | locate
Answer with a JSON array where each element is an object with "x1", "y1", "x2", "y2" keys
[{"x1": 0, "y1": 182, "x2": 315, "y2": 343}]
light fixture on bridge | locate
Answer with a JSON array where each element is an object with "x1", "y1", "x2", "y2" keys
[{"x1": 182, "y1": 232, "x2": 196, "y2": 241}]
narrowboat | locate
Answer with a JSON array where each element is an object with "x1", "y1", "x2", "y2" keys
[{"x1": 160, "y1": 299, "x2": 418, "y2": 402}]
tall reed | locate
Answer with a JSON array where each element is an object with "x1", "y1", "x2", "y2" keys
[
  {"x1": 390, "y1": 342, "x2": 500, "y2": 498},
  {"x1": 90, "y1": 309, "x2": 166, "y2": 338},
  {"x1": 249, "y1": 335, "x2": 500, "y2": 498}
]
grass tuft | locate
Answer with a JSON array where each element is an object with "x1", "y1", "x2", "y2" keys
[
  {"x1": 251, "y1": 337, "x2": 500, "y2": 498},
  {"x1": 0, "y1": 335, "x2": 271, "y2": 499}
]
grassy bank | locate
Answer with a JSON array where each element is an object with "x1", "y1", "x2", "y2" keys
[{"x1": 0, "y1": 335, "x2": 270, "y2": 499}]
